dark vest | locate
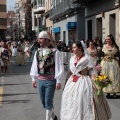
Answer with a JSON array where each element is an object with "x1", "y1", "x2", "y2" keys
[{"x1": 36, "y1": 48, "x2": 56, "y2": 75}]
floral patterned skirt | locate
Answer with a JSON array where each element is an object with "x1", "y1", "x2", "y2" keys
[{"x1": 101, "y1": 59, "x2": 120, "y2": 93}]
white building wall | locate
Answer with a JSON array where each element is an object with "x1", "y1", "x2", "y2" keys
[
  {"x1": 96, "y1": 9, "x2": 119, "y2": 44},
  {"x1": 85, "y1": 8, "x2": 120, "y2": 46},
  {"x1": 53, "y1": 15, "x2": 76, "y2": 45}
]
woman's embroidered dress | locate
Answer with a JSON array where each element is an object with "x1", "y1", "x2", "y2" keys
[
  {"x1": 101, "y1": 45, "x2": 120, "y2": 93},
  {"x1": 15, "y1": 46, "x2": 25, "y2": 65},
  {"x1": 87, "y1": 47, "x2": 98, "y2": 66}
]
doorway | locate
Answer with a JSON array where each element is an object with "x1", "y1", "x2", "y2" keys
[
  {"x1": 96, "y1": 17, "x2": 102, "y2": 38},
  {"x1": 87, "y1": 20, "x2": 92, "y2": 40},
  {"x1": 109, "y1": 13, "x2": 116, "y2": 39}
]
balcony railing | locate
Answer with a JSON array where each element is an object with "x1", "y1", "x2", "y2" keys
[
  {"x1": 71, "y1": 0, "x2": 95, "y2": 3},
  {"x1": 49, "y1": 0, "x2": 81, "y2": 20},
  {"x1": 38, "y1": 3, "x2": 45, "y2": 7}
]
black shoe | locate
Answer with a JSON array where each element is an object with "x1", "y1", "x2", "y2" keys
[
  {"x1": 106, "y1": 93, "x2": 110, "y2": 98},
  {"x1": 113, "y1": 93, "x2": 117, "y2": 98},
  {"x1": 54, "y1": 115, "x2": 57, "y2": 120}
]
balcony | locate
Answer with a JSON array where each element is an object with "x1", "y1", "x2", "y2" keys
[
  {"x1": 33, "y1": 3, "x2": 45, "y2": 14},
  {"x1": 71, "y1": 0, "x2": 95, "y2": 4},
  {"x1": 49, "y1": 0, "x2": 81, "y2": 20},
  {"x1": 31, "y1": 0, "x2": 45, "y2": 14}
]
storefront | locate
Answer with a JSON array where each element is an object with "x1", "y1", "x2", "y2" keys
[
  {"x1": 66, "y1": 22, "x2": 77, "y2": 47},
  {"x1": 53, "y1": 27, "x2": 61, "y2": 41}
]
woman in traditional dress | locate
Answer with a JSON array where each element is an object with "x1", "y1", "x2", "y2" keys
[
  {"x1": 87, "y1": 40, "x2": 98, "y2": 66},
  {"x1": 61, "y1": 41, "x2": 111, "y2": 120},
  {"x1": 100, "y1": 34, "x2": 120, "y2": 98},
  {"x1": 15, "y1": 44, "x2": 25, "y2": 66}
]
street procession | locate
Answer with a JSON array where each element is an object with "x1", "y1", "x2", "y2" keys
[{"x1": 0, "y1": 0, "x2": 120, "y2": 120}]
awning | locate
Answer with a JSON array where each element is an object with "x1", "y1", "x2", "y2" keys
[
  {"x1": 66, "y1": 22, "x2": 77, "y2": 30},
  {"x1": 53, "y1": 27, "x2": 60, "y2": 33}
]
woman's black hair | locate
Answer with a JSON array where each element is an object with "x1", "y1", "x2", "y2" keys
[
  {"x1": 73, "y1": 41, "x2": 84, "y2": 53},
  {"x1": 107, "y1": 34, "x2": 119, "y2": 50},
  {"x1": 88, "y1": 40, "x2": 96, "y2": 47},
  {"x1": 104, "y1": 34, "x2": 120, "y2": 63}
]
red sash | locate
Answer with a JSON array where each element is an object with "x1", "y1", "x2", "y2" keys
[{"x1": 73, "y1": 75, "x2": 79, "y2": 82}]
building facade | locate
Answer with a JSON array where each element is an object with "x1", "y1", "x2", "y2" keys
[
  {"x1": 15, "y1": 0, "x2": 26, "y2": 40},
  {"x1": 49, "y1": 0, "x2": 85, "y2": 46},
  {"x1": 0, "y1": 0, "x2": 7, "y2": 40},
  {"x1": 31, "y1": 0, "x2": 45, "y2": 38},
  {"x1": 72, "y1": 0, "x2": 120, "y2": 46},
  {"x1": 42, "y1": 0, "x2": 53, "y2": 34},
  {"x1": 24, "y1": 0, "x2": 32, "y2": 41},
  {"x1": 6, "y1": 11, "x2": 15, "y2": 40}
]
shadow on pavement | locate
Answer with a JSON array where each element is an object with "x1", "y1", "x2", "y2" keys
[
  {"x1": 2, "y1": 83, "x2": 30, "y2": 86},
  {"x1": 106, "y1": 95, "x2": 120, "y2": 99},
  {"x1": 2, "y1": 92, "x2": 38, "y2": 97},
  {"x1": 2, "y1": 100, "x2": 31, "y2": 104}
]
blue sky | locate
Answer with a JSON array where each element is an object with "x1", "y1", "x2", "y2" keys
[{"x1": 7, "y1": 0, "x2": 16, "y2": 11}]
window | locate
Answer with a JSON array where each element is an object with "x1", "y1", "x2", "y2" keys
[
  {"x1": 15, "y1": 3, "x2": 19, "y2": 7},
  {"x1": 96, "y1": 18, "x2": 102, "y2": 38},
  {"x1": 0, "y1": 18, "x2": 7, "y2": 25},
  {"x1": 0, "y1": 5, "x2": 6, "y2": 12},
  {"x1": 34, "y1": 0, "x2": 37, "y2": 6},
  {"x1": 38, "y1": 0, "x2": 45, "y2": 7},
  {"x1": 87, "y1": 20, "x2": 92, "y2": 40},
  {"x1": 109, "y1": 13, "x2": 116, "y2": 39}
]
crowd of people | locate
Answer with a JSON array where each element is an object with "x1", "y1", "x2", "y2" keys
[
  {"x1": 0, "y1": 40, "x2": 32, "y2": 74},
  {"x1": 0, "y1": 31, "x2": 120, "y2": 120}
]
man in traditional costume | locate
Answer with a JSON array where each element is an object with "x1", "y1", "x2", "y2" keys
[{"x1": 30, "y1": 31, "x2": 64, "y2": 120}]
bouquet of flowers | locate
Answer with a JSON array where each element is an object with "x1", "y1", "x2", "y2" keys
[{"x1": 94, "y1": 74, "x2": 112, "y2": 95}]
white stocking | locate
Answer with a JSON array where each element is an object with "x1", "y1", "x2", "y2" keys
[{"x1": 46, "y1": 109, "x2": 52, "y2": 120}]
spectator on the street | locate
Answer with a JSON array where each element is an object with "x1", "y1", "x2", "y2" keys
[
  {"x1": 0, "y1": 40, "x2": 10, "y2": 74},
  {"x1": 87, "y1": 40, "x2": 98, "y2": 66},
  {"x1": 29, "y1": 41, "x2": 40, "y2": 62},
  {"x1": 15, "y1": 44, "x2": 25, "y2": 66},
  {"x1": 93, "y1": 37, "x2": 99, "y2": 47},
  {"x1": 30, "y1": 31, "x2": 64, "y2": 120}
]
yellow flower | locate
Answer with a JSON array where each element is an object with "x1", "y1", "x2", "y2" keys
[
  {"x1": 103, "y1": 75, "x2": 107, "y2": 79},
  {"x1": 95, "y1": 77, "x2": 99, "y2": 80},
  {"x1": 98, "y1": 76, "x2": 103, "y2": 80}
]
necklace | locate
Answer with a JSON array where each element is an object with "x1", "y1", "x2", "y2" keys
[
  {"x1": 75, "y1": 54, "x2": 84, "y2": 66},
  {"x1": 76, "y1": 54, "x2": 84, "y2": 60},
  {"x1": 74, "y1": 54, "x2": 84, "y2": 66}
]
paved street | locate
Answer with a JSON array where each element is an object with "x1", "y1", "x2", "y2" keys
[{"x1": 0, "y1": 57, "x2": 120, "y2": 120}]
